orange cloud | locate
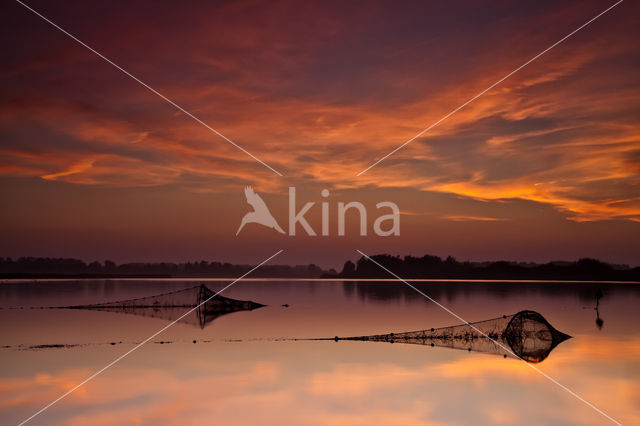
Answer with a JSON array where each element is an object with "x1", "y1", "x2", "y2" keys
[{"x1": 1, "y1": 0, "x2": 638, "y2": 230}]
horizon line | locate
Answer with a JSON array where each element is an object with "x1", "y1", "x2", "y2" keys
[{"x1": 2, "y1": 277, "x2": 639, "y2": 284}]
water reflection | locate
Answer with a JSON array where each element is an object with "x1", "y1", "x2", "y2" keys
[
  {"x1": 32, "y1": 285, "x2": 570, "y2": 363},
  {"x1": 1, "y1": 280, "x2": 639, "y2": 424},
  {"x1": 59, "y1": 284, "x2": 264, "y2": 329},
  {"x1": 594, "y1": 288, "x2": 605, "y2": 330},
  {"x1": 328, "y1": 310, "x2": 570, "y2": 363}
]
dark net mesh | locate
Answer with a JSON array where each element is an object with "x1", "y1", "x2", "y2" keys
[
  {"x1": 63, "y1": 284, "x2": 264, "y2": 328},
  {"x1": 337, "y1": 310, "x2": 570, "y2": 363}
]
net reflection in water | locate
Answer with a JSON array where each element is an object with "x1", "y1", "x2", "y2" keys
[
  {"x1": 335, "y1": 310, "x2": 571, "y2": 363},
  {"x1": 60, "y1": 284, "x2": 265, "y2": 328}
]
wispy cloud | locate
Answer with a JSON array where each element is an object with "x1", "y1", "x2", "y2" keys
[
  {"x1": 442, "y1": 215, "x2": 510, "y2": 222},
  {"x1": 1, "y1": 0, "x2": 638, "y2": 224}
]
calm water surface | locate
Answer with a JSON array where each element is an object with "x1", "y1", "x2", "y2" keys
[{"x1": 1, "y1": 279, "x2": 639, "y2": 425}]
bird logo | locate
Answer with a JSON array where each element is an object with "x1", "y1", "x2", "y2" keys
[{"x1": 236, "y1": 186, "x2": 285, "y2": 235}]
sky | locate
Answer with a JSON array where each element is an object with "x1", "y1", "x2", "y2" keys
[{"x1": 1, "y1": 0, "x2": 639, "y2": 268}]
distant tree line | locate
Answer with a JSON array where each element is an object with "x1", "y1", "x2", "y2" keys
[
  {"x1": 1, "y1": 255, "x2": 638, "y2": 280},
  {"x1": 0, "y1": 257, "x2": 331, "y2": 278},
  {"x1": 330, "y1": 254, "x2": 640, "y2": 281}
]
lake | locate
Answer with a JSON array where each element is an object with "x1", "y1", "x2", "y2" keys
[{"x1": 1, "y1": 279, "x2": 639, "y2": 425}]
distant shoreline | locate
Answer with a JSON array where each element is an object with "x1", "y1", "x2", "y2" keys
[
  {"x1": 1, "y1": 276, "x2": 639, "y2": 284},
  {"x1": 0, "y1": 273, "x2": 172, "y2": 279},
  {"x1": 2, "y1": 255, "x2": 639, "y2": 282}
]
